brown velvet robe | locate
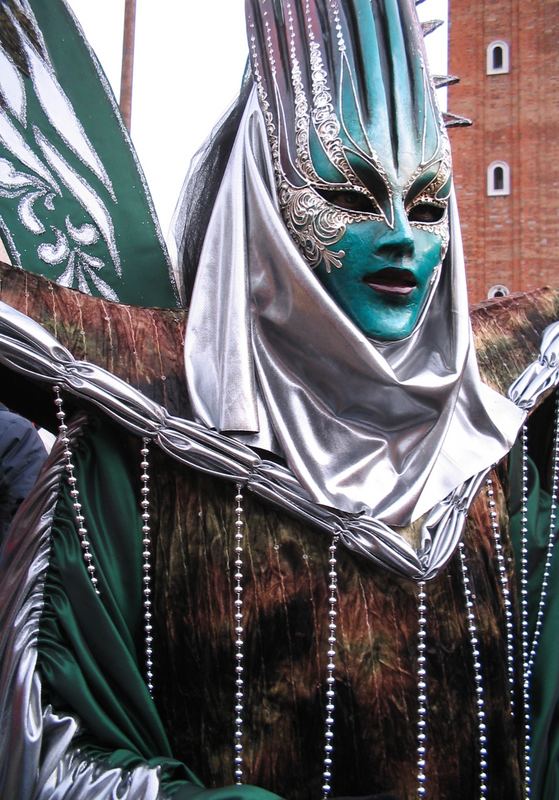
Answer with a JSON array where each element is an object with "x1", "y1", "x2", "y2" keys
[{"x1": 1, "y1": 261, "x2": 558, "y2": 799}]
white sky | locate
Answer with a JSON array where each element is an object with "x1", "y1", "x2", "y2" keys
[{"x1": 66, "y1": 0, "x2": 448, "y2": 244}]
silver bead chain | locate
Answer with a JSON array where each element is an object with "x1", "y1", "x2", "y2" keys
[
  {"x1": 322, "y1": 533, "x2": 339, "y2": 800},
  {"x1": 527, "y1": 394, "x2": 559, "y2": 672},
  {"x1": 53, "y1": 386, "x2": 100, "y2": 595},
  {"x1": 485, "y1": 476, "x2": 516, "y2": 714},
  {"x1": 416, "y1": 581, "x2": 428, "y2": 798},
  {"x1": 140, "y1": 438, "x2": 154, "y2": 695},
  {"x1": 458, "y1": 542, "x2": 488, "y2": 799},
  {"x1": 233, "y1": 484, "x2": 245, "y2": 785},
  {"x1": 519, "y1": 425, "x2": 532, "y2": 799}
]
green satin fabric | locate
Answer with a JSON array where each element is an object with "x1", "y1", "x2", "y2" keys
[
  {"x1": 509, "y1": 444, "x2": 559, "y2": 800},
  {"x1": 36, "y1": 413, "x2": 558, "y2": 799},
  {"x1": 37, "y1": 416, "x2": 278, "y2": 800}
]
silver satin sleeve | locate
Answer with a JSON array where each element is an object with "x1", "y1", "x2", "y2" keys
[
  {"x1": 0, "y1": 421, "x2": 168, "y2": 800},
  {"x1": 508, "y1": 321, "x2": 559, "y2": 409},
  {"x1": 1, "y1": 300, "x2": 555, "y2": 581}
]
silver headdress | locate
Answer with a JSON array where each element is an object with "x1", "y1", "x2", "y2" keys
[
  {"x1": 183, "y1": 1, "x2": 524, "y2": 526},
  {"x1": 246, "y1": 0, "x2": 452, "y2": 271}
]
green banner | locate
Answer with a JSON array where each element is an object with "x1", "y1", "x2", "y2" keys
[{"x1": 0, "y1": 0, "x2": 180, "y2": 308}]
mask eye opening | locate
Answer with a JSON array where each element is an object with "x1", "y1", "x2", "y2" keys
[
  {"x1": 407, "y1": 202, "x2": 446, "y2": 224},
  {"x1": 313, "y1": 187, "x2": 380, "y2": 215}
]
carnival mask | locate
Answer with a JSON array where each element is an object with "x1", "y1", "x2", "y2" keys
[{"x1": 247, "y1": 0, "x2": 451, "y2": 340}]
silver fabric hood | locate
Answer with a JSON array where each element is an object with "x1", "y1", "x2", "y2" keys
[{"x1": 185, "y1": 90, "x2": 524, "y2": 526}]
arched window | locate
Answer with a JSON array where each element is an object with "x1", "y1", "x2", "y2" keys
[
  {"x1": 493, "y1": 165, "x2": 505, "y2": 191},
  {"x1": 487, "y1": 161, "x2": 511, "y2": 196},
  {"x1": 487, "y1": 284, "x2": 510, "y2": 300},
  {"x1": 487, "y1": 41, "x2": 510, "y2": 75}
]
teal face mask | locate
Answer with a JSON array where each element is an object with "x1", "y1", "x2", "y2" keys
[
  {"x1": 312, "y1": 156, "x2": 451, "y2": 341},
  {"x1": 316, "y1": 203, "x2": 445, "y2": 341},
  {"x1": 247, "y1": 0, "x2": 453, "y2": 341}
]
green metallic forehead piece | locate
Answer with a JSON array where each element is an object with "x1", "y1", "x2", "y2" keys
[{"x1": 247, "y1": 0, "x2": 451, "y2": 238}]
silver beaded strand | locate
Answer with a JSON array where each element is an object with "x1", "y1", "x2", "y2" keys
[
  {"x1": 322, "y1": 533, "x2": 339, "y2": 800},
  {"x1": 519, "y1": 424, "x2": 532, "y2": 799},
  {"x1": 53, "y1": 386, "x2": 99, "y2": 595},
  {"x1": 527, "y1": 395, "x2": 559, "y2": 673},
  {"x1": 518, "y1": 395, "x2": 559, "y2": 800},
  {"x1": 416, "y1": 581, "x2": 428, "y2": 798},
  {"x1": 458, "y1": 542, "x2": 488, "y2": 799},
  {"x1": 140, "y1": 438, "x2": 154, "y2": 695},
  {"x1": 233, "y1": 484, "x2": 245, "y2": 785},
  {"x1": 486, "y1": 476, "x2": 516, "y2": 714}
]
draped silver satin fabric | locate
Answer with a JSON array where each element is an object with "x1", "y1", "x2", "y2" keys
[
  {"x1": 1, "y1": 299, "x2": 557, "y2": 578},
  {"x1": 185, "y1": 90, "x2": 525, "y2": 526},
  {"x1": 0, "y1": 425, "x2": 166, "y2": 800},
  {"x1": 509, "y1": 322, "x2": 559, "y2": 409}
]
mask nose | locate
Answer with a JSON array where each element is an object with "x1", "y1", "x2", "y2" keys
[{"x1": 375, "y1": 200, "x2": 415, "y2": 261}]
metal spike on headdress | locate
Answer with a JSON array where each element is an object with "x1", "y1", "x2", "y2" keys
[
  {"x1": 421, "y1": 18, "x2": 444, "y2": 36},
  {"x1": 418, "y1": 20, "x2": 472, "y2": 127},
  {"x1": 433, "y1": 74, "x2": 460, "y2": 89},
  {"x1": 442, "y1": 111, "x2": 473, "y2": 128}
]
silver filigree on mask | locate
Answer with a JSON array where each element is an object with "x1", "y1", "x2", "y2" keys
[{"x1": 248, "y1": 0, "x2": 452, "y2": 273}]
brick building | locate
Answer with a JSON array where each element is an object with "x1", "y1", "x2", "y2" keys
[{"x1": 447, "y1": 0, "x2": 559, "y2": 303}]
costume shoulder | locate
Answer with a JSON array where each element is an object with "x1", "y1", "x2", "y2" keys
[
  {"x1": 471, "y1": 287, "x2": 559, "y2": 400},
  {"x1": 2, "y1": 259, "x2": 558, "y2": 418},
  {"x1": 0, "y1": 260, "x2": 190, "y2": 418}
]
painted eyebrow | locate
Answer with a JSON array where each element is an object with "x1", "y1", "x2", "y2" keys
[
  {"x1": 405, "y1": 163, "x2": 449, "y2": 206},
  {"x1": 343, "y1": 150, "x2": 392, "y2": 212}
]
